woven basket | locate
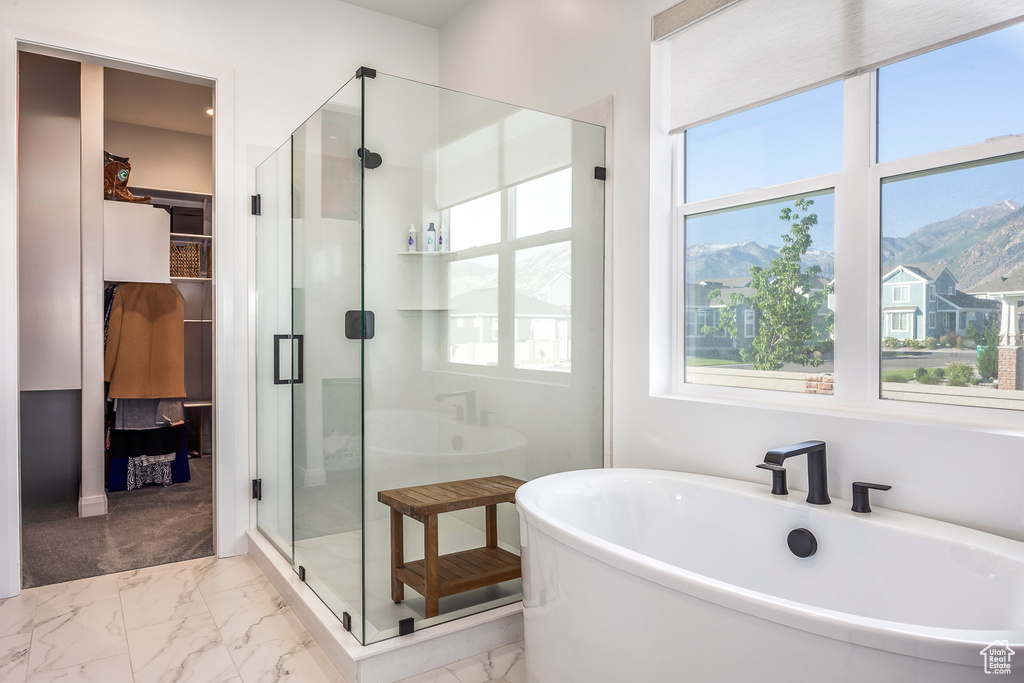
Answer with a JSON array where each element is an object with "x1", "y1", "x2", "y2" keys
[{"x1": 170, "y1": 241, "x2": 201, "y2": 278}]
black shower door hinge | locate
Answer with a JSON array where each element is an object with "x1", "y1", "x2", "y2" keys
[
  {"x1": 356, "y1": 66, "x2": 377, "y2": 79},
  {"x1": 252, "y1": 478, "x2": 262, "y2": 501},
  {"x1": 594, "y1": 166, "x2": 607, "y2": 181},
  {"x1": 251, "y1": 194, "x2": 262, "y2": 216}
]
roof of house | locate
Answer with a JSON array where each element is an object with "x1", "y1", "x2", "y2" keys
[
  {"x1": 697, "y1": 276, "x2": 753, "y2": 289},
  {"x1": 807, "y1": 276, "x2": 831, "y2": 289},
  {"x1": 936, "y1": 291, "x2": 1001, "y2": 311},
  {"x1": 686, "y1": 281, "x2": 756, "y2": 307},
  {"x1": 882, "y1": 262, "x2": 952, "y2": 283},
  {"x1": 967, "y1": 269, "x2": 1024, "y2": 295}
]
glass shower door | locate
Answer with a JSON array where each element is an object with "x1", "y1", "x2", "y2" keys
[
  {"x1": 254, "y1": 139, "x2": 295, "y2": 559},
  {"x1": 290, "y1": 76, "x2": 366, "y2": 642}
]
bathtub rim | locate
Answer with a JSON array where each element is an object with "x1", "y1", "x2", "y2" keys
[{"x1": 516, "y1": 467, "x2": 1024, "y2": 668}]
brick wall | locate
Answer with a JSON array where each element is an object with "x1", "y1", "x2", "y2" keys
[
  {"x1": 998, "y1": 346, "x2": 1022, "y2": 391},
  {"x1": 805, "y1": 374, "x2": 834, "y2": 395}
]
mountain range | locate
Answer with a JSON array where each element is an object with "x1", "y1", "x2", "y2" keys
[
  {"x1": 686, "y1": 239, "x2": 835, "y2": 281},
  {"x1": 688, "y1": 199, "x2": 1024, "y2": 289},
  {"x1": 881, "y1": 199, "x2": 1024, "y2": 289}
]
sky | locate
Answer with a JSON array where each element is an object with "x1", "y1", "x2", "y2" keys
[
  {"x1": 686, "y1": 193, "x2": 835, "y2": 253},
  {"x1": 684, "y1": 22, "x2": 1024, "y2": 247}
]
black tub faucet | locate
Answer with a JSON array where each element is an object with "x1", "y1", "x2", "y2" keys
[
  {"x1": 852, "y1": 482, "x2": 891, "y2": 513},
  {"x1": 435, "y1": 390, "x2": 477, "y2": 424},
  {"x1": 763, "y1": 440, "x2": 831, "y2": 505}
]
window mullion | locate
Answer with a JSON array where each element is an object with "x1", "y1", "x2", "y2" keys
[
  {"x1": 679, "y1": 174, "x2": 841, "y2": 218},
  {"x1": 832, "y1": 71, "x2": 875, "y2": 407},
  {"x1": 498, "y1": 188, "x2": 515, "y2": 370}
]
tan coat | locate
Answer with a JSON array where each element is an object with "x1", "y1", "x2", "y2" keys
[{"x1": 104, "y1": 282, "x2": 187, "y2": 399}]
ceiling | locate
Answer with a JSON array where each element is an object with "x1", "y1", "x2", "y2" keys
[
  {"x1": 100, "y1": 0, "x2": 474, "y2": 135},
  {"x1": 104, "y1": 67, "x2": 214, "y2": 137},
  {"x1": 339, "y1": 0, "x2": 475, "y2": 28}
]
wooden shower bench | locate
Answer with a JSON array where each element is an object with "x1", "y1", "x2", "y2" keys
[{"x1": 378, "y1": 475, "x2": 526, "y2": 619}]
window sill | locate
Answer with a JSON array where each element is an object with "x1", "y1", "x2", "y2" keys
[{"x1": 659, "y1": 381, "x2": 1024, "y2": 437}]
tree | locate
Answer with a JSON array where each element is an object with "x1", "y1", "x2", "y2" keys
[
  {"x1": 977, "y1": 321, "x2": 1000, "y2": 380},
  {"x1": 702, "y1": 198, "x2": 834, "y2": 371}
]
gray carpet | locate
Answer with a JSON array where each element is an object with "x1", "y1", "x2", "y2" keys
[{"x1": 21, "y1": 457, "x2": 214, "y2": 588}]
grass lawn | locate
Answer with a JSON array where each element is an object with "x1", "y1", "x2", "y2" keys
[
  {"x1": 688, "y1": 357, "x2": 745, "y2": 367},
  {"x1": 881, "y1": 367, "x2": 946, "y2": 382}
]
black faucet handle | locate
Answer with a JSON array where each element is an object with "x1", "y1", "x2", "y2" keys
[
  {"x1": 756, "y1": 463, "x2": 788, "y2": 496},
  {"x1": 851, "y1": 481, "x2": 891, "y2": 514}
]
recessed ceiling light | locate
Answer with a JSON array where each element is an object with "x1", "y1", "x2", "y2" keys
[{"x1": 206, "y1": 108, "x2": 214, "y2": 116}]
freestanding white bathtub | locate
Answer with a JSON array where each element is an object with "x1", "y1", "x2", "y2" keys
[{"x1": 516, "y1": 469, "x2": 1024, "y2": 682}]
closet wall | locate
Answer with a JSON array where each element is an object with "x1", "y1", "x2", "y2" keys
[
  {"x1": 18, "y1": 50, "x2": 214, "y2": 519},
  {"x1": 18, "y1": 53, "x2": 84, "y2": 509}
]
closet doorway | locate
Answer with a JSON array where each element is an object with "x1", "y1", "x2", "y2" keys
[{"x1": 18, "y1": 49, "x2": 216, "y2": 588}]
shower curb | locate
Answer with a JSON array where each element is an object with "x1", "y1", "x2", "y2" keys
[{"x1": 246, "y1": 529, "x2": 524, "y2": 683}]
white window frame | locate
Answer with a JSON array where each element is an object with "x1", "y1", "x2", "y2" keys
[
  {"x1": 744, "y1": 309, "x2": 755, "y2": 338},
  {"x1": 928, "y1": 312, "x2": 936, "y2": 330},
  {"x1": 892, "y1": 285, "x2": 910, "y2": 303},
  {"x1": 928, "y1": 285, "x2": 936, "y2": 302},
  {"x1": 667, "y1": 27, "x2": 1024, "y2": 428},
  {"x1": 442, "y1": 167, "x2": 574, "y2": 382}
]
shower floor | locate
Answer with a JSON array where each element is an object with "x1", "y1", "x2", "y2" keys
[{"x1": 294, "y1": 514, "x2": 522, "y2": 643}]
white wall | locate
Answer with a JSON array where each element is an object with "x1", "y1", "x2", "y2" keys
[
  {"x1": 104, "y1": 121, "x2": 213, "y2": 195},
  {"x1": 440, "y1": 0, "x2": 1024, "y2": 542},
  {"x1": 0, "y1": 0, "x2": 439, "y2": 597}
]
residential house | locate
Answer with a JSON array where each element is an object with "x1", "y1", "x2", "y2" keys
[
  {"x1": 968, "y1": 270, "x2": 1024, "y2": 346},
  {"x1": 881, "y1": 263, "x2": 999, "y2": 341},
  {"x1": 685, "y1": 277, "x2": 754, "y2": 354},
  {"x1": 687, "y1": 275, "x2": 832, "y2": 356},
  {"x1": 448, "y1": 287, "x2": 570, "y2": 366}
]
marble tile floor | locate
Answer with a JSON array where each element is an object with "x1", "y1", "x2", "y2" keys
[{"x1": 0, "y1": 553, "x2": 527, "y2": 683}]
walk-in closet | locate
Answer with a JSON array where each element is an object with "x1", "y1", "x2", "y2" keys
[{"x1": 18, "y1": 49, "x2": 215, "y2": 587}]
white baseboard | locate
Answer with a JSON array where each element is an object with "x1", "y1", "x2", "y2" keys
[{"x1": 78, "y1": 492, "x2": 108, "y2": 518}]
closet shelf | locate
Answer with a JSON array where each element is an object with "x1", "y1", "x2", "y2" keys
[
  {"x1": 184, "y1": 319, "x2": 213, "y2": 323},
  {"x1": 170, "y1": 232, "x2": 212, "y2": 240},
  {"x1": 171, "y1": 276, "x2": 213, "y2": 282},
  {"x1": 129, "y1": 186, "x2": 212, "y2": 201}
]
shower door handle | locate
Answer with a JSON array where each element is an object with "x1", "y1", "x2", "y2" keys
[{"x1": 273, "y1": 334, "x2": 304, "y2": 384}]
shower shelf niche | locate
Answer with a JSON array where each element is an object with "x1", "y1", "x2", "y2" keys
[{"x1": 397, "y1": 306, "x2": 449, "y2": 314}]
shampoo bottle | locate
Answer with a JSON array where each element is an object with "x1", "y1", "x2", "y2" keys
[
  {"x1": 407, "y1": 224, "x2": 417, "y2": 252},
  {"x1": 425, "y1": 222, "x2": 437, "y2": 252}
]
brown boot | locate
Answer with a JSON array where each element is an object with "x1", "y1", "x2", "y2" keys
[{"x1": 104, "y1": 158, "x2": 151, "y2": 203}]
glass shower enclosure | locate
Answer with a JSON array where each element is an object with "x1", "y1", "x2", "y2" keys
[{"x1": 254, "y1": 70, "x2": 605, "y2": 645}]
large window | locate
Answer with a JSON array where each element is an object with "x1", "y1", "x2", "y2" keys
[
  {"x1": 676, "y1": 21, "x2": 1024, "y2": 412},
  {"x1": 680, "y1": 84, "x2": 839, "y2": 394},
  {"x1": 445, "y1": 168, "x2": 574, "y2": 374}
]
